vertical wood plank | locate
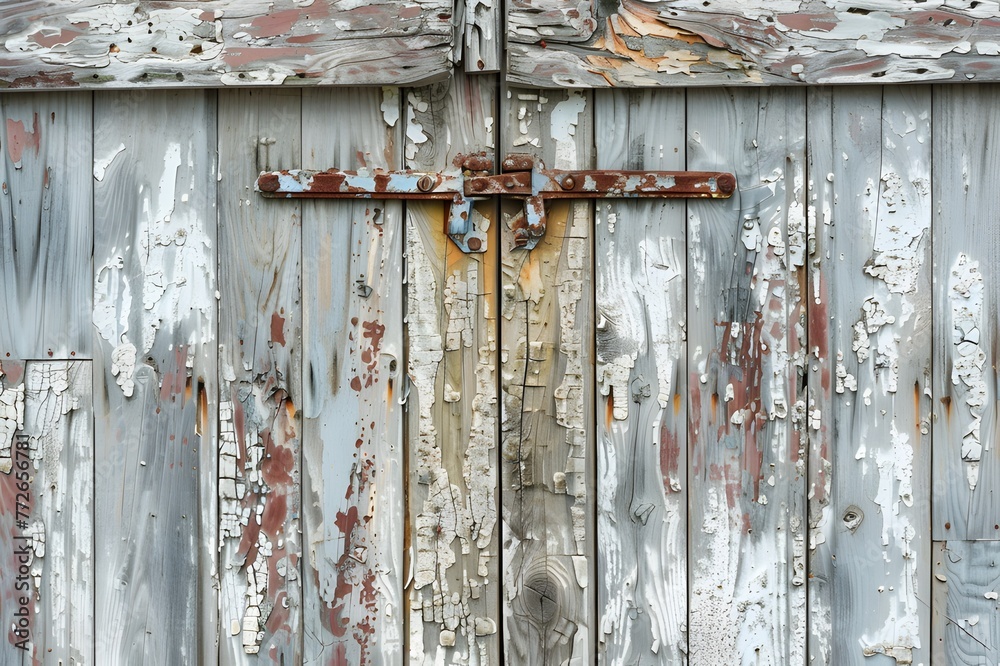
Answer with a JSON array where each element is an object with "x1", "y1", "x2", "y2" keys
[
  {"x1": 931, "y1": 85, "x2": 1000, "y2": 541},
  {"x1": 93, "y1": 90, "x2": 218, "y2": 665},
  {"x1": 218, "y1": 89, "x2": 303, "y2": 663},
  {"x1": 500, "y1": 87, "x2": 595, "y2": 665},
  {"x1": 0, "y1": 92, "x2": 92, "y2": 359},
  {"x1": 807, "y1": 86, "x2": 932, "y2": 665},
  {"x1": 300, "y1": 87, "x2": 404, "y2": 665},
  {"x1": 404, "y1": 72, "x2": 499, "y2": 664},
  {"x1": 686, "y1": 88, "x2": 808, "y2": 664},
  {"x1": 0, "y1": 361, "x2": 92, "y2": 663},
  {"x1": 932, "y1": 541, "x2": 1000, "y2": 665},
  {"x1": 593, "y1": 89, "x2": 688, "y2": 665}
]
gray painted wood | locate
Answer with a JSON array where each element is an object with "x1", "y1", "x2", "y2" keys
[
  {"x1": 0, "y1": 360, "x2": 92, "y2": 665},
  {"x1": 217, "y1": 88, "x2": 302, "y2": 663},
  {"x1": 593, "y1": 88, "x2": 687, "y2": 665},
  {"x1": 0, "y1": 0, "x2": 454, "y2": 89},
  {"x1": 299, "y1": 87, "x2": 405, "y2": 665},
  {"x1": 685, "y1": 87, "x2": 807, "y2": 665},
  {"x1": 807, "y1": 86, "x2": 932, "y2": 665},
  {"x1": 463, "y1": 0, "x2": 500, "y2": 73},
  {"x1": 932, "y1": 541, "x2": 1000, "y2": 665},
  {"x1": 500, "y1": 87, "x2": 596, "y2": 666},
  {"x1": 508, "y1": 1, "x2": 1000, "y2": 87},
  {"x1": 931, "y1": 84, "x2": 1000, "y2": 542},
  {"x1": 0, "y1": 92, "x2": 92, "y2": 359},
  {"x1": 404, "y1": 71, "x2": 500, "y2": 664},
  {"x1": 92, "y1": 90, "x2": 218, "y2": 665}
]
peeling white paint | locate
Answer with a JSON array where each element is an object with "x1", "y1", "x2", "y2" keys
[{"x1": 948, "y1": 253, "x2": 987, "y2": 490}]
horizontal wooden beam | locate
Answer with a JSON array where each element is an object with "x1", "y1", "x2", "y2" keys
[
  {"x1": 508, "y1": 0, "x2": 1000, "y2": 87},
  {"x1": 0, "y1": 0, "x2": 455, "y2": 89}
]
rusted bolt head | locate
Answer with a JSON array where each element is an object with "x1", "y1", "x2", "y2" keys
[
  {"x1": 467, "y1": 237, "x2": 483, "y2": 251},
  {"x1": 257, "y1": 174, "x2": 280, "y2": 192},
  {"x1": 505, "y1": 180, "x2": 515, "y2": 189},
  {"x1": 417, "y1": 175, "x2": 435, "y2": 192},
  {"x1": 512, "y1": 230, "x2": 529, "y2": 247},
  {"x1": 717, "y1": 173, "x2": 736, "y2": 195},
  {"x1": 470, "y1": 179, "x2": 485, "y2": 192},
  {"x1": 561, "y1": 175, "x2": 576, "y2": 190}
]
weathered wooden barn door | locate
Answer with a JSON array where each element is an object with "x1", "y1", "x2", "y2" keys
[{"x1": 3, "y1": 1, "x2": 1000, "y2": 665}]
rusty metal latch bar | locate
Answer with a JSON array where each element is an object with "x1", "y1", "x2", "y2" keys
[{"x1": 256, "y1": 153, "x2": 735, "y2": 252}]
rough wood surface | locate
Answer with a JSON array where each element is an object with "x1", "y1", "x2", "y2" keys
[
  {"x1": 931, "y1": 84, "x2": 1000, "y2": 541},
  {"x1": 0, "y1": 361, "x2": 92, "y2": 664},
  {"x1": 685, "y1": 87, "x2": 807, "y2": 665},
  {"x1": 593, "y1": 88, "x2": 687, "y2": 665},
  {"x1": 92, "y1": 90, "x2": 218, "y2": 665},
  {"x1": 300, "y1": 87, "x2": 405, "y2": 665},
  {"x1": 218, "y1": 88, "x2": 302, "y2": 663},
  {"x1": 932, "y1": 541, "x2": 1000, "y2": 665},
  {"x1": 0, "y1": 92, "x2": 92, "y2": 359},
  {"x1": 404, "y1": 72, "x2": 500, "y2": 665},
  {"x1": 500, "y1": 87, "x2": 595, "y2": 666},
  {"x1": 508, "y1": 0, "x2": 1000, "y2": 87},
  {"x1": 462, "y1": 0, "x2": 500, "y2": 73},
  {"x1": 807, "y1": 86, "x2": 932, "y2": 665},
  {"x1": 0, "y1": 0, "x2": 454, "y2": 89}
]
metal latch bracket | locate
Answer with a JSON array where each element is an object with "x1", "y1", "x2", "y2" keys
[{"x1": 256, "y1": 154, "x2": 735, "y2": 253}]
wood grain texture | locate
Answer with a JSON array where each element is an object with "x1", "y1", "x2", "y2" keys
[
  {"x1": 0, "y1": 361, "x2": 92, "y2": 664},
  {"x1": 508, "y1": 0, "x2": 1000, "y2": 87},
  {"x1": 593, "y1": 88, "x2": 687, "y2": 665},
  {"x1": 685, "y1": 87, "x2": 807, "y2": 665},
  {"x1": 500, "y1": 87, "x2": 595, "y2": 666},
  {"x1": 0, "y1": 92, "x2": 92, "y2": 359},
  {"x1": 92, "y1": 90, "x2": 218, "y2": 665},
  {"x1": 300, "y1": 87, "x2": 404, "y2": 665},
  {"x1": 0, "y1": 0, "x2": 454, "y2": 89},
  {"x1": 931, "y1": 84, "x2": 1000, "y2": 541},
  {"x1": 932, "y1": 541, "x2": 1000, "y2": 665},
  {"x1": 404, "y1": 72, "x2": 500, "y2": 664},
  {"x1": 218, "y1": 88, "x2": 302, "y2": 663},
  {"x1": 807, "y1": 86, "x2": 932, "y2": 665},
  {"x1": 463, "y1": 0, "x2": 500, "y2": 73}
]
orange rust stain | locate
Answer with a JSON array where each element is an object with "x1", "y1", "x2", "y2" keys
[
  {"x1": 605, "y1": 393, "x2": 614, "y2": 430},
  {"x1": 941, "y1": 395, "x2": 952, "y2": 422},
  {"x1": 270, "y1": 312, "x2": 286, "y2": 346},
  {"x1": 5, "y1": 114, "x2": 40, "y2": 164},
  {"x1": 387, "y1": 378, "x2": 393, "y2": 404},
  {"x1": 285, "y1": 398, "x2": 296, "y2": 420},
  {"x1": 673, "y1": 392, "x2": 682, "y2": 417},
  {"x1": 196, "y1": 380, "x2": 208, "y2": 436}
]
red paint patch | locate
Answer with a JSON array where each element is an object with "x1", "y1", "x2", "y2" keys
[
  {"x1": 270, "y1": 312, "x2": 286, "y2": 346},
  {"x1": 249, "y1": 9, "x2": 302, "y2": 38},
  {"x1": 221, "y1": 46, "x2": 314, "y2": 67},
  {"x1": 776, "y1": 13, "x2": 837, "y2": 32},
  {"x1": 29, "y1": 28, "x2": 81, "y2": 49},
  {"x1": 5, "y1": 114, "x2": 40, "y2": 164}
]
